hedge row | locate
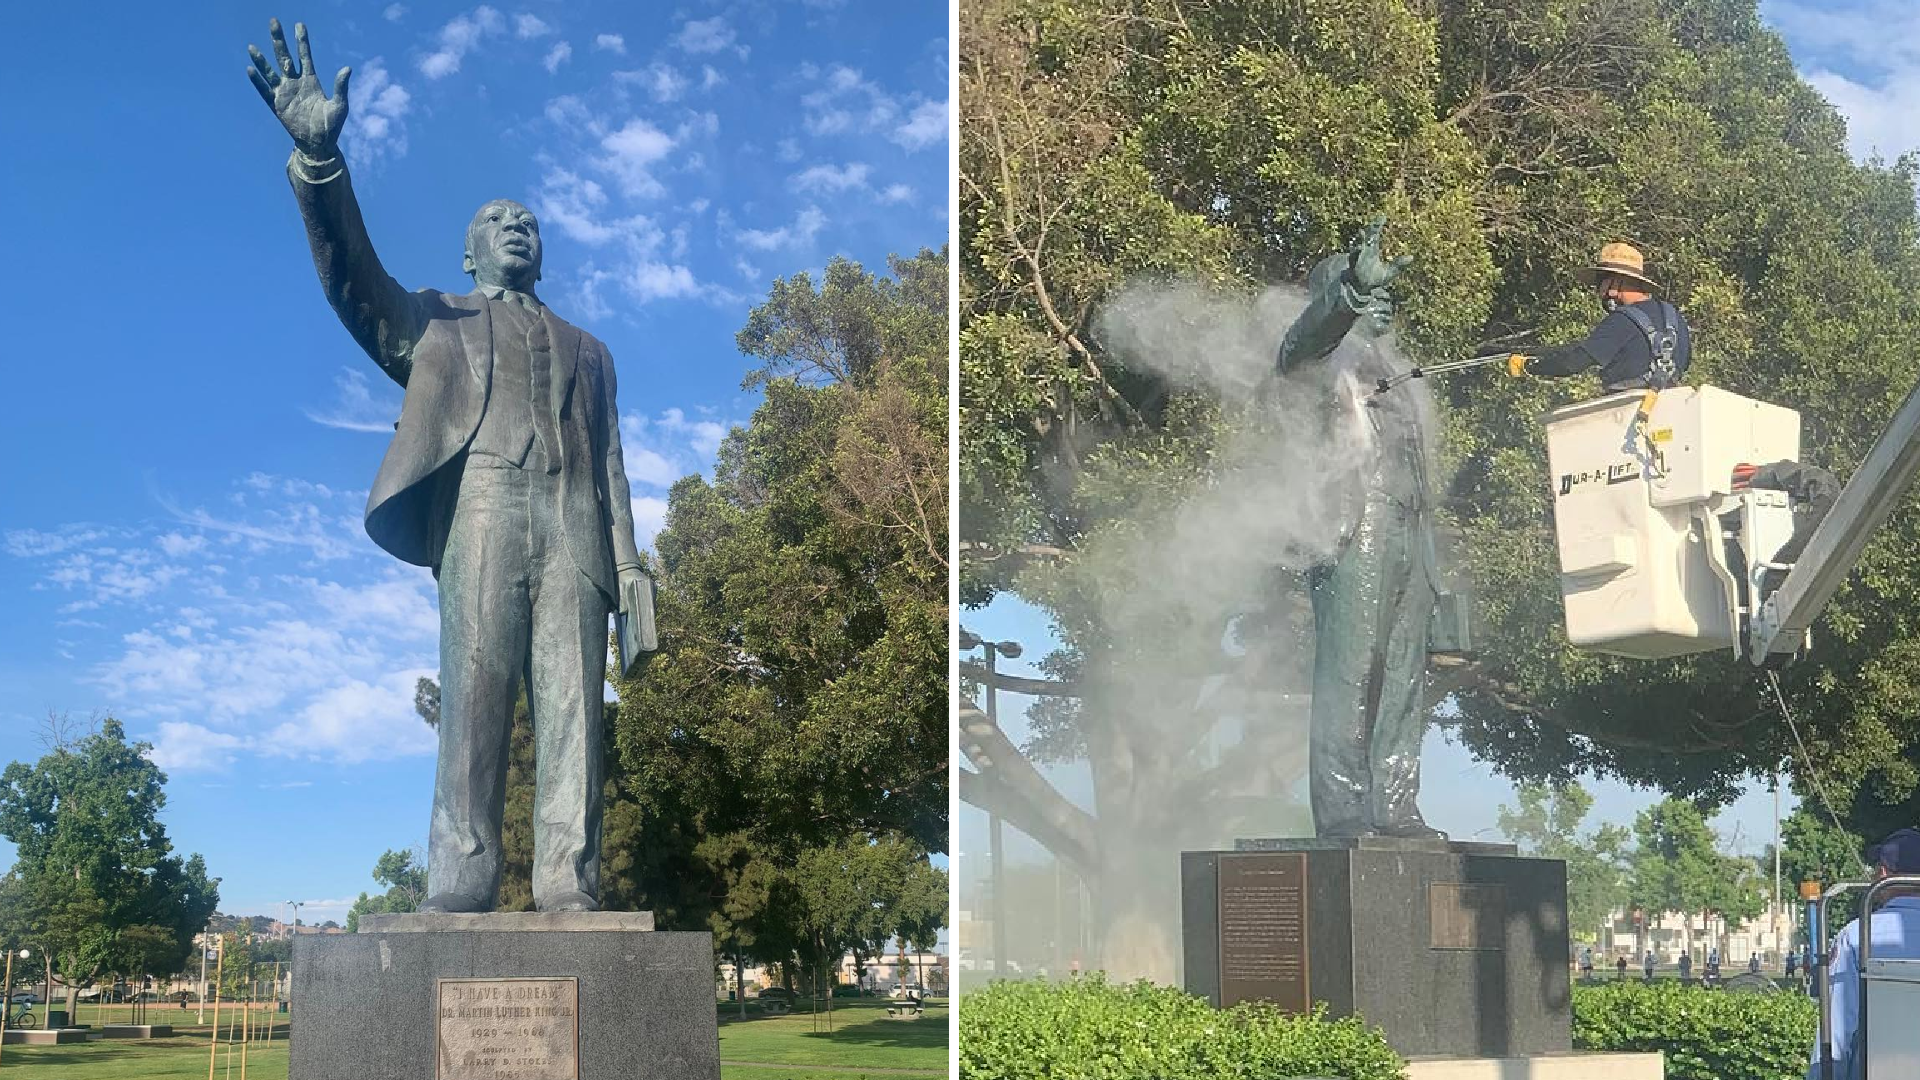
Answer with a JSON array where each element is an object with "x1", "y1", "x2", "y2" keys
[
  {"x1": 959, "y1": 976, "x2": 1404, "y2": 1080},
  {"x1": 1572, "y1": 980, "x2": 1817, "y2": 1080},
  {"x1": 958, "y1": 975, "x2": 1819, "y2": 1080}
]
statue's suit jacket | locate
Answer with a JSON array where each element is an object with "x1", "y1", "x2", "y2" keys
[{"x1": 286, "y1": 154, "x2": 643, "y2": 603}]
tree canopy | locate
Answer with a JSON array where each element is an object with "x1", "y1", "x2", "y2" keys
[
  {"x1": 0, "y1": 719, "x2": 219, "y2": 989},
  {"x1": 960, "y1": 0, "x2": 1920, "y2": 975},
  {"x1": 614, "y1": 248, "x2": 949, "y2": 979},
  {"x1": 1496, "y1": 782, "x2": 1630, "y2": 941}
]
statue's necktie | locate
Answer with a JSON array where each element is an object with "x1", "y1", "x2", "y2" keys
[{"x1": 526, "y1": 310, "x2": 561, "y2": 475}]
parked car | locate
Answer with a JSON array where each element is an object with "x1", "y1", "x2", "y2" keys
[
  {"x1": 889, "y1": 984, "x2": 925, "y2": 999},
  {"x1": 7, "y1": 993, "x2": 39, "y2": 1005},
  {"x1": 755, "y1": 986, "x2": 796, "y2": 1003}
]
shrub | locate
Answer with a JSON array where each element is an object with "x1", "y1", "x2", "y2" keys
[
  {"x1": 959, "y1": 976, "x2": 1404, "y2": 1080},
  {"x1": 1572, "y1": 980, "x2": 1816, "y2": 1080}
]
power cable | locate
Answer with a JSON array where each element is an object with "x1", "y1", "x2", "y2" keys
[{"x1": 1766, "y1": 669, "x2": 1870, "y2": 876}]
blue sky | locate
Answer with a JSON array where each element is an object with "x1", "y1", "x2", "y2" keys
[
  {"x1": 0, "y1": 0, "x2": 948, "y2": 924},
  {"x1": 957, "y1": 5, "x2": 1920, "y2": 890}
]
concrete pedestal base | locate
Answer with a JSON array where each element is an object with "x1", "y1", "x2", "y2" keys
[
  {"x1": 1, "y1": 1028, "x2": 88, "y2": 1044},
  {"x1": 101, "y1": 1023, "x2": 173, "y2": 1038},
  {"x1": 1405, "y1": 1052, "x2": 1664, "y2": 1079},
  {"x1": 1182, "y1": 838, "x2": 1571, "y2": 1059},
  {"x1": 291, "y1": 917, "x2": 719, "y2": 1080}
]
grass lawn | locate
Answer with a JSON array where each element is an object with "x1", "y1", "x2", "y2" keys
[
  {"x1": 0, "y1": 998, "x2": 947, "y2": 1078},
  {"x1": 717, "y1": 998, "x2": 948, "y2": 1072}
]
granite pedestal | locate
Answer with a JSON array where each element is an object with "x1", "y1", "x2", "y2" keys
[
  {"x1": 291, "y1": 913, "x2": 719, "y2": 1080},
  {"x1": 1181, "y1": 837, "x2": 1570, "y2": 1059}
]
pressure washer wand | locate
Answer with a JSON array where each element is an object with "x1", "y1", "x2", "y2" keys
[{"x1": 1372, "y1": 353, "x2": 1513, "y2": 396}]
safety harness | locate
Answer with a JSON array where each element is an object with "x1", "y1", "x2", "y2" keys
[{"x1": 1615, "y1": 300, "x2": 1681, "y2": 390}]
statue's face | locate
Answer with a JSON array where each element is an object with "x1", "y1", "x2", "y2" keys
[{"x1": 464, "y1": 200, "x2": 543, "y2": 290}]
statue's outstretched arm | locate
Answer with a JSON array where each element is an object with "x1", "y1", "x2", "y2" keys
[
  {"x1": 248, "y1": 18, "x2": 421, "y2": 385},
  {"x1": 1276, "y1": 219, "x2": 1411, "y2": 375}
]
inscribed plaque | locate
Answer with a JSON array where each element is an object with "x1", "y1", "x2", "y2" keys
[
  {"x1": 1429, "y1": 883, "x2": 1506, "y2": 950},
  {"x1": 1216, "y1": 853, "x2": 1310, "y2": 1011},
  {"x1": 437, "y1": 977, "x2": 580, "y2": 1080}
]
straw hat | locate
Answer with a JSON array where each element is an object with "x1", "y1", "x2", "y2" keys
[{"x1": 1575, "y1": 242, "x2": 1659, "y2": 291}]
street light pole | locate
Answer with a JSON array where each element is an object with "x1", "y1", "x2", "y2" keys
[{"x1": 963, "y1": 629, "x2": 1022, "y2": 982}]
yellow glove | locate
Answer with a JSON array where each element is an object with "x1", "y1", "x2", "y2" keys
[{"x1": 1506, "y1": 353, "x2": 1532, "y2": 378}]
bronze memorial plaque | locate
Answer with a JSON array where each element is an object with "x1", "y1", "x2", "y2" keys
[
  {"x1": 1429, "y1": 883, "x2": 1506, "y2": 950},
  {"x1": 437, "y1": 978, "x2": 580, "y2": 1080},
  {"x1": 1216, "y1": 852, "x2": 1310, "y2": 1011}
]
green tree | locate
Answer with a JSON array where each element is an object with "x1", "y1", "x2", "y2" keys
[
  {"x1": 0, "y1": 719, "x2": 219, "y2": 1009},
  {"x1": 1627, "y1": 799, "x2": 1765, "y2": 958},
  {"x1": 344, "y1": 849, "x2": 426, "y2": 932},
  {"x1": 960, "y1": 0, "x2": 1920, "y2": 978},
  {"x1": 1496, "y1": 783, "x2": 1630, "y2": 942},
  {"x1": 613, "y1": 251, "x2": 949, "y2": 972}
]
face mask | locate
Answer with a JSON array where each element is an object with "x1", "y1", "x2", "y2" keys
[{"x1": 1601, "y1": 291, "x2": 1622, "y2": 313}]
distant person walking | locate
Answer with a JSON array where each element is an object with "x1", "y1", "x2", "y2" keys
[
  {"x1": 1579, "y1": 948, "x2": 1594, "y2": 981},
  {"x1": 1678, "y1": 952, "x2": 1693, "y2": 984},
  {"x1": 1787, "y1": 950, "x2": 1799, "y2": 979},
  {"x1": 1750, "y1": 953, "x2": 1762, "y2": 975},
  {"x1": 1616, "y1": 954, "x2": 1628, "y2": 981},
  {"x1": 1643, "y1": 950, "x2": 1656, "y2": 983}
]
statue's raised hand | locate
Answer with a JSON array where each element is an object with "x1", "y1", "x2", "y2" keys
[
  {"x1": 247, "y1": 19, "x2": 350, "y2": 158},
  {"x1": 1345, "y1": 218, "x2": 1414, "y2": 294}
]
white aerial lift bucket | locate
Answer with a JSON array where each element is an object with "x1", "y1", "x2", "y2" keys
[{"x1": 1544, "y1": 386, "x2": 1801, "y2": 659}]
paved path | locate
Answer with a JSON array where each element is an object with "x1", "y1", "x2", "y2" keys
[{"x1": 720, "y1": 1062, "x2": 944, "y2": 1074}]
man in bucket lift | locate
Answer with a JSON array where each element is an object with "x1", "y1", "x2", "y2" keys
[{"x1": 1506, "y1": 242, "x2": 1692, "y2": 392}]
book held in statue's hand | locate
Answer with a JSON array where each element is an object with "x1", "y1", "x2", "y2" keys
[{"x1": 616, "y1": 570, "x2": 659, "y2": 678}]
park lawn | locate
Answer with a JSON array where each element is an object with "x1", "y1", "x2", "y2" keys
[
  {"x1": 717, "y1": 999, "x2": 948, "y2": 1071},
  {"x1": 0, "y1": 1000, "x2": 945, "y2": 1078},
  {"x1": 0, "y1": 1037, "x2": 289, "y2": 1079}
]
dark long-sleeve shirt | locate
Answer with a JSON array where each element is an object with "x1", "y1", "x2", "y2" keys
[{"x1": 1530, "y1": 300, "x2": 1691, "y2": 390}]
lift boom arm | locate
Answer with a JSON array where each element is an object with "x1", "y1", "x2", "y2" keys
[{"x1": 1750, "y1": 376, "x2": 1920, "y2": 662}]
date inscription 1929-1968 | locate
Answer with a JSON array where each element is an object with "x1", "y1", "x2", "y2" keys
[{"x1": 437, "y1": 978, "x2": 580, "y2": 1080}]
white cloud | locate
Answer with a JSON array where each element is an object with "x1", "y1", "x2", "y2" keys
[
  {"x1": 598, "y1": 118, "x2": 676, "y2": 199},
  {"x1": 790, "y1": 161, "x2": 870, "y2": 194},
  {"x1": 534, "y1": 167, "x2": 658, "y2": 246},
  {"x1": 543, "y1": 41, "x2": 572, "y2": 73},
  {"x1": 879, "y1": 183, "x2": 914, "y2": 205},
  {"x1": 801, "y1": 66, "x2": 899, "y2": 136},
  {"x1": 659, "y1": 407, "x2": 730, "y2": 456},
  {"x1": 631, "y1": 496, "x2": 670, "y2": 549},
  {"x1": 383, "y1": 3, "x2": 408, "y2": 20},
  {"x1": 737, "y1": 206, "x2": 826, "y2": 251},
  {"x1": 157, "y1": 533, "x2": 208, "y2": 559},
  {"x1": 304, "y1": 368, "x2": 402, "y2": 433},
  {"x1": 5, "y1": 526, "x2": 108, "y2": 558},
  {"x1": 676, "y1": 17, "x2": 743, "y2": 56},
  {"x1": 419, "y1": 5, "x2": 504, "y2": 80},
  {"x1": 340, "y1": 59, "x2": 411, "y2": 169},
  {"x1": 594, "y1": 33, "x2": 627, "y2": 54},
  {"x1": 702, "y1": 65, "x2": 725, "y2": 90},
  {"x1": 776, "y1": 138, "x2": 802, "y2": 163},
  {"x1": 149, "y1": 722, "x2": 246, "y2": 772},
  {"x1": 734, "y1": 256, "x2": 761, "y2": 282},
  {"x1": 515, "y1": 13, "x2": 552, "y2": 38},
  {"x1": 1805, "y1": 68, "x2": 1920, "y2": 162},
  {"x1": 624, "y1": 262, "x2": 701, "y2": 302},
  {"x1": 893, "y1": 99, "x2": 949, "y2": 151},
  {"x1": 621, "y1": 63, "x2": 688, "y2": 103}
]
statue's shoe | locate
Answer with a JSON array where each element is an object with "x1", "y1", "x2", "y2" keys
[
  {"x1": 537, "y1": 890, "x2": 599, "y2": 913},
  {"x1": 418, "y1": 892, "x2": 488, "y2": 914},
  {"x1": 1375, "y1": 820, "x2": 1448, "y2": 840}
]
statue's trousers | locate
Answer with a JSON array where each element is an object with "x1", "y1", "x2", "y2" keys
[
  {"x1": 1306, "y1": 490, "x2": 1437, "y2": 835},
  {"x1": 430, "y1": 450, "x2": 608, "y2": 907}
]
